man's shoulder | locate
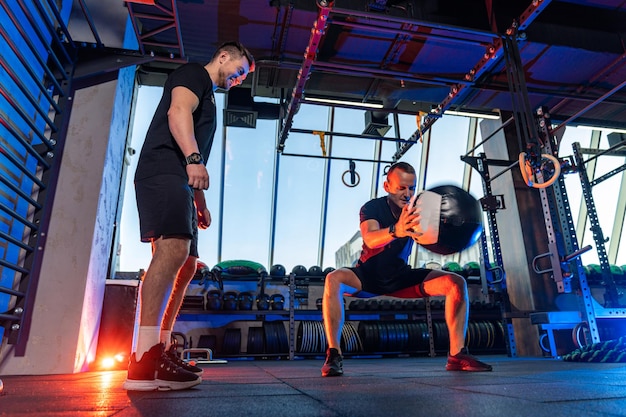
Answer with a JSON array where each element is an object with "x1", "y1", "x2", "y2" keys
[
  {"x1": 360, "y1": 196, "x2": 388, "y2": 221},
  {"x1": 168, "y1": 63, "x2": 210, "y2": 84},
  {"x1": 362, "y1": 196, "x2": 387, "y2": 210},
  {"x1": 167, "y1": 63, "x2": 212, "y2": 96},
  {"x1": 172, "y1": 62, "x2": 204, "y2": 73}
]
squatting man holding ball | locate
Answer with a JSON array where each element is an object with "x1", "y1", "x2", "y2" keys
[{"x1": 321, "y1": 161, "x2": 492, "y2": 376}]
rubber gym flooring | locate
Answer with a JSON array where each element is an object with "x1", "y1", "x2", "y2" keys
[{"x1": 2, "y1": 354, "x2": 626, "y2": 417}]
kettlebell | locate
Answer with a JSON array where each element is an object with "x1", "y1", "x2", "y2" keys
[
  {"x1": 206, "y1": 289, "x2": 223, "y2": 310},
  {"x1": 222, "y1": 291, "x2": 239, "y2": 311},
  {"x1": 270, "y1": 293, "x2": 285, "y2": 310},
  {"x1": 256, "y1": 293, "x2": 270, "y2": 311},
  {"x1": 238, "y1": 291, "x2": 254, "y2": 311}
]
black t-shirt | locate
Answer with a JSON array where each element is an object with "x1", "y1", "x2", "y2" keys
[
  {"x1": 135, "y1": 63, "x2": 217, "y2": 181},
  {"x1": 355, "y1": 196, "x2": 413, "y2": 278}
]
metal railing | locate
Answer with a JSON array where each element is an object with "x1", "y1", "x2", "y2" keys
[{"x1": 0, "y1": 0, "x2": 76, "y2": 354}]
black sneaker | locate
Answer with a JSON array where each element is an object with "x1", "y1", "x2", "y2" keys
[
  {"x1": 321, "y1": 348, "x2": 344, "y2": 377},
  {"x1": 122, "y1": 343, "x2": 202, "y2": 391},
  {"x1": 446, "y1": 347, "x2": 492, "y2": 372},
  {"x1": 166, "y1": 344, "x2": 203, "y2": 376}
]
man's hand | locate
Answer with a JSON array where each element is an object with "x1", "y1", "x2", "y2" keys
[
  {"x1": 198, "y1": 207, "x2": 211, "y2": 229},
  {"x1": 193, "y1": 189, "x2": 210, "y2": 229},
  {"x1": 394, "y1": 193, "x2": 421, "y2": 238},
  {"x1": 187, "y1": 164, "x2": 209, "y2": 190},
  {"x1": 409, "y1": 191, "x2": 441, "y2": 245}
]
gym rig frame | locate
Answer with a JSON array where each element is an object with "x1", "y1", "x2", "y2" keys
[{"x1": 462, "y1": 106, "x2": 626, "y2": 358}]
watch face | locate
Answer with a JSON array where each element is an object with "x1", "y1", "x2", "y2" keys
[{"x1": 186, "y1": 153, "x2": 203, "y2": 164}]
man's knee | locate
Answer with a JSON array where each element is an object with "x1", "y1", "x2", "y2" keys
[
  {"x1": 324, "y1": 269, "x2": 359, "y2": 296},
  {"x1": 424, "y1": 271, "x2": 467, "y2": 297},
  {"x1": 448, "y1": 273, "x2": 467, "y2": 296},
  {"x1": 324, "y1": 270, "x2": 343, "y2": 293},
  {"x1": 154, "y1": 237, "x2": 190, "y2": 264}
]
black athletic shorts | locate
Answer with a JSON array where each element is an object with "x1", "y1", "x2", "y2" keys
[
  {"x1": 135, "y1": 174, "x2": 198, "y2": 257},
  {"x1": 349, "y1": 264, "x2": 431, "y2": 297}
]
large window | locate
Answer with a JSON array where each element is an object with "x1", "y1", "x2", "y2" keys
[{"x1": 118, "y1": 86, "x2": 626, "y2": 275}]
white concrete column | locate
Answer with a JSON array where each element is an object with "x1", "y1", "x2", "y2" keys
[{"x1": 0, "y1": 68, "x2": 135, "y2": 374}]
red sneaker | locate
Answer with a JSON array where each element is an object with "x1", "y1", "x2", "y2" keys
[{"x1": 446, "y1": 347, "x2": 493, "y2": 372}]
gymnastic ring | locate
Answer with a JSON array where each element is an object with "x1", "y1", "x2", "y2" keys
[
  {"x1": 572, "y1": 321, "x2": 589, "y2": 349},
  {"x1": 518, "y1": 152, "x2": 561, "y2": 189},
  {"x1": 539, "y1": 333, "x2": 551, "y2": 353},
  {"x1": 341, "y1": 169, "x2": 360, "y2": 187}
]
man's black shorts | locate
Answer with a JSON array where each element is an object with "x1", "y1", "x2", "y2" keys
[
  {"x1": 135, "y1": 174, "x2": 198, "y2": 257},
  {"x1": 349, "y1": 264, "x2": 431, "y2": 296}
]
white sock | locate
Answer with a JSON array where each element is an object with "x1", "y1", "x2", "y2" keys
[
  {"x1": 135, "y1": 326, "x2": 161, "y2": 360},
  {"x1": 160, "y1": 329, "x2": 172, "y2": 349}
]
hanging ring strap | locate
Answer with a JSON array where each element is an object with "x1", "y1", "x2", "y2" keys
[{"x1": 313, "y1": 130, "x2": 327, "y2": 156}]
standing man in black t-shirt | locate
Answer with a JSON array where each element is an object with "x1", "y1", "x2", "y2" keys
[
  {"x1": 321, "y1": 162, "x2": 492, "y2": 377},
  {"x1": 124, "y1": 42, "x2": 255, "y2": 391}
]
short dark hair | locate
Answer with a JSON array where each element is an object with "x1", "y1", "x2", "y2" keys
[
  {"x1": 213, "y1": 41, "x2": 255, "y2": 72},
  {"x1": 386, "y1": 161, "x2": 415, "y2": 177}
]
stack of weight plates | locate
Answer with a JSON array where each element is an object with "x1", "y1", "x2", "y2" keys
[
  {"x1": 197, "y1": 334, "x2": 217, "y2": 351},
  {"x1": 407, "y1": 321, "x2": 429, "y2": 351},
  {"x1": 263, "y1": 321, "x2": 289, "y2": 354},
  {"x1": 466, "y1": 320, "x2": 505, "y2": 350},
  {"x1": 432, "y1": 321, "x2": 449, "y2": 350},
  {"x1": 340, "y1": 322, "x2": 363, "y2": 354},
  {"x1": 358, "y1": 321, "x2": 431, "y2": 353},
  {"x1": 247, "y1": 326, "x2": 265, "y2": 354},
  {"x1": 297, "y1": 321, "x2": 326, "y2": 354},
  {"x1": 297, "y1": 321, "x2": 364, "y2": 354},
  {"x1": 222, "y1": 328, "x2": 241, "y2": 355},
  {"x1": 427, "y1": 320, "x2": 507, "y2": 352}
]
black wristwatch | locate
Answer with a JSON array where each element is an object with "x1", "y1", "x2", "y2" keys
[
  {"x1": 389, "y1": 222, "x2": 398, "y2": 238},
  {"x1": 185, "y1": 152, "x2": 204, "y2": 165}
]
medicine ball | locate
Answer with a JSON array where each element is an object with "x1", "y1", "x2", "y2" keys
[
  {"x1": 442, "y1": 261, "x2": 463, "y2": 274},
  {"x1": 415, "y1": 185, "x2": 483, "y2": 255},
  {"x1": 308, "y1": 265, "x2": 324, "y2": 276},
  {"x1": 238, "y1": 292, "x2": 254, "y2": 311},
  {"x1": 206, "y1": 289, "x2": 223, "y2": 311},
  {"x1": 222, "y1": 291, "x2": 239, "y2": 311},
  {"x1": 270, "y1": 293, "x2": 285, "y2": 310},
  {"x1": 256, "y1": 293, "x2": 271, "y2": 310},
  {"x1": 463, "y1": 261, "x2": 481, "y2": 278},
  {"x1": 349, "y1": 299, "x2": 366, "y2": 311},
  {"x1": 195, "y1": 261, "x2": 211, "y2": 280},
  {"x1": 292, "y1": 265, "x2": 308, "y2": 276},
  {"x1": 270, "y1": 264, "x2": 286, "y2": 277}
]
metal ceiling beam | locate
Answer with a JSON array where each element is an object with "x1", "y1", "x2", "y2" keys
[
  {"x1": 72, "y1": 44, "x2": 156, "y2": 90},
  {"x1": 312, "y1": 61, "x2": 470, "y2": 87},
  {"x1": 74, "y1": 0, "x2": 103, "y2": 48},
  {"x1": 551, "y1": 78, "x2": 626, "y2": 135},
  {"x1": 328, "y1": 6, "x2": 496, "y2": 41},
  {"x1": 277, "y1": 1, "x2": 333, "y2": 153},
  {"x1": 276, "y1": 0, "x2": 498, "y2": 153},
  {"x1": 392, "y1": 0, "x2": 553, "y2": 161},
  {"x1": 548, "y1": 51, "x2": 626, "y2": 131},
  {"x1": 126, "y1": 0, "x2": 186, "y2": 62}
]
